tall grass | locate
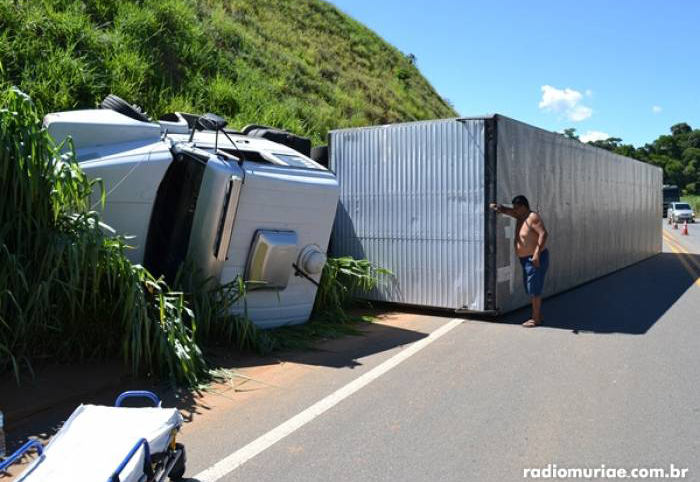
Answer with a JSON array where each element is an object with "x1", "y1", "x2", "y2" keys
[
  {"x1": 0, "y1": 87, "x2": 206, "y2": 385},
  {"x1": 173, "y1": 267, "x2": 269, "y2": 352},
  {"x1": 312, "y1": 257, "x2": 391, "y2": 323}
]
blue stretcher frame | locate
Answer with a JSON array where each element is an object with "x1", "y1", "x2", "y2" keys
[
  {"x1": 0, "y1": 440, "x2": 44, "y2": 472},
  {"x1": 115, "y1": 391, "x2": 162, "y2": 408},
  {"x1": 0, "y1": 390, "x2": 183, "y2": 482}
]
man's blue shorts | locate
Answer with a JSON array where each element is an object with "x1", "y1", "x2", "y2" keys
[{"x1": 519, "y1": 249, "x2": 549, "y2": 297}]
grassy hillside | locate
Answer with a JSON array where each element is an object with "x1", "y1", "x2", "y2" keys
[{"x1": 0, "y1": 0, "x2": 456, "y2": 143}]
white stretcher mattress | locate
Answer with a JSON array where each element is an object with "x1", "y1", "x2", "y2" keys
[{"x1": 16, "y1": 404, "x2": 183, "y2": 482}]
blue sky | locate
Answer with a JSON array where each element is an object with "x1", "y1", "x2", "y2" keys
[{"x1": 329, "y1": 0, "x2": 699, "y2": 147}]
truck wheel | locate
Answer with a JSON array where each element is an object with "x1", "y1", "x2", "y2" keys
[
  {"x1": 100, "y1": 94, "x2": 150, "y2": 123},
  {"x1": 241, "y1": 124, "x2": 272, "y2": 135}
]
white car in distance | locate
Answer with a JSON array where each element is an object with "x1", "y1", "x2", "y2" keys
[{"x1": 668, "y1": 202, "x2": 695, "y2": 223}]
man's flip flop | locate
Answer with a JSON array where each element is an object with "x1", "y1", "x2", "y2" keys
[{"x1": 522, "y1": 319, "x2": 542, "y2": 327}]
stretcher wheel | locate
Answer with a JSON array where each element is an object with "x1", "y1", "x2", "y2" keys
[{"x1": 169, "y1": 443, "x2": 186, "y2": 481}]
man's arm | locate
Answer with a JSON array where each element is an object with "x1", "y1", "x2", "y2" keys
[
  {"x1": 489, "y1": 203, "x2": 518, "y2": 218},
  {"x1": 530, "y1": 213, "x2": 548, "y2": 263}
]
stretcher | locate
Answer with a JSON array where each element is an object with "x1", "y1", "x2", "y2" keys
[{"x1": 0, "y1": 391, "x2": 186, "y2": 482}]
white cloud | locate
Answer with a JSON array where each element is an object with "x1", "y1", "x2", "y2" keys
[
  {"x1": 579, "y1": 131, "x2": 610, "y2": 143},
  {"x1": 569, "y1": 105, "x2": 593, "y2": 122},
  {"x1": 538, "y1": 85, "x2": 593, "y2": 121},
  {"x1": 585, "y1": 89, "x2": 593, "y2": 97},
  {"x1": 652, "y1": 105, "x2": 662, "y2": 114}
]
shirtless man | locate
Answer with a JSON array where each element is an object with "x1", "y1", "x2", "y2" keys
[{"x1": 489, "y1": 195, "x2": 549, "y2": 327}]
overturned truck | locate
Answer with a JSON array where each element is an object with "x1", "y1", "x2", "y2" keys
[
  {"x1": 45, "y1": 96, "x2": 339, "y2": 328},
  {"x1": 329, "y1": 115, "x2": 662, "y2": 314}
]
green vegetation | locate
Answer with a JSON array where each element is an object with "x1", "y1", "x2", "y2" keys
[
  {"x1": 312, "y1": 257, "x2": 391, "y2": 323},
  {"x1": 564, "y1": 124, "x2": 700, "y2": 195},
  {"x1": 681, "y1": 195, "x2": 700, "y2": 213},
  {"x1": 0, "y1": 87, "x2": 206, "y2": 385},
  {"x1": 0, "y1": 0, "x2": 456, "y2": 144},
  {"x1": 172, "y1": 267, "x2": 264, "y2": 353}
]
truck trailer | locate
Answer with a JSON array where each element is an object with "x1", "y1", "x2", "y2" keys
[{"x1": 329, "y1": 115, "x2": 662, "y2": 314}]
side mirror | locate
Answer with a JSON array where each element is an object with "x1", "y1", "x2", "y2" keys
[{"x1": 197, "y1": 113, "x2": 228, "y2": 131}]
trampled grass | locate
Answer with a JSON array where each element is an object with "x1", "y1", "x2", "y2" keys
[{"x1": 0, "y1": 0, "x2": 456, "y2": 144}]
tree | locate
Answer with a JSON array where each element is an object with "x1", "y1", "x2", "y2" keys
[
  {"x1": 652, "y1": 134, "x2": 682, "y2": 159},
  {"x1": 682, "y1": 148, "x2": 700, "y2": 187},
  {"x1": 671, "y1": 122, "x2": 692, "y2": 136},
  {"x1": 613, "y1": 144, "x2": 637, "y2": 159},
  {"x1": 665, "y1": 159, "x2": 685, "y2": 186},
  {"x1": 682, "y1": 147, "x2": 700, "y2": 163},
  {"x1": 587, "y1": 137, "x2": 622, "y2": 151},
  {"x1": 648, "y1": 153, "x2": 672, "y2": 172},
  {"x1": 563, "y1": 128, "x2": 579, "y2": 140},
  {"x1": 686, "y1": 131, "x2": 700, "y2": 149}
]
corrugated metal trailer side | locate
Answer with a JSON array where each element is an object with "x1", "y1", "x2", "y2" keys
[
  {"x1": 329, "y1": 119, "x2": 487, "y2": 311},
  {"x1": 493, "y1": 116, "x2": 662, "y2": 312},
  {"x1": 329, "y1": 116, "x2": 662, "y2": 314}
]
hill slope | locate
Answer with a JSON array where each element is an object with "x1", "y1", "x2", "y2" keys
[{"x1": 0, "y1": 0, "x2": 456, "y2": 143}]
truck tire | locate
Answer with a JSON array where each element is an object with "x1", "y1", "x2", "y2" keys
[
  {"x1": 241, "y1": 124, "x2": 270, "y2": 135},
  {"x1": 243, "y1": 125, "x2": 312, "y2": 157},
  {"x1": 100, "y1": 94, "x2": 150, "y2": 123}
]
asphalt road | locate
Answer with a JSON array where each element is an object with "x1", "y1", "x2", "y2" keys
[
  {"x1": 170, "y1": 222, "x2": 700, "y2": 482},
  {"x1": 5, "y1": 222, "x2": 700, "y2": 481}
]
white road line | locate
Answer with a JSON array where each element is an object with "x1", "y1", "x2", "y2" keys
[{"x1": 194, "y1": 317, "x2": 464, "y2": 482}]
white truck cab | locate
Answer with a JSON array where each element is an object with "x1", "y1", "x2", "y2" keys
[{"x1": 44, "y1": 96, "x2": 339, "y2": 328}]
